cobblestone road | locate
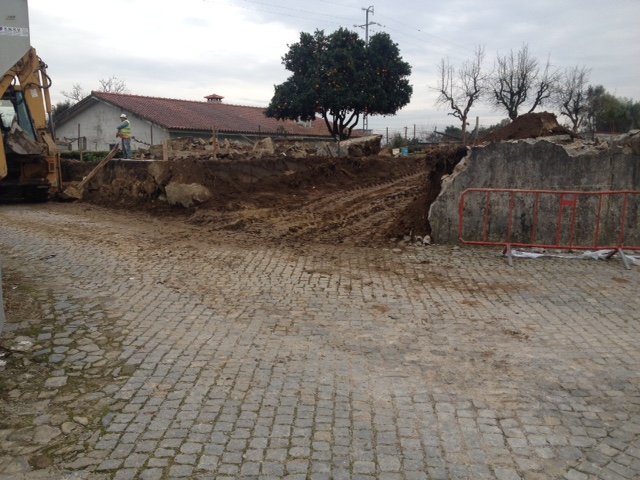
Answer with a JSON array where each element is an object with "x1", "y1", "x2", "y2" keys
[{"x1": 1, "y1": 203, "x2": 639, "y2": 480}]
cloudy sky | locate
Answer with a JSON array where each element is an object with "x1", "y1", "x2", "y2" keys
[{"x1": 25, "y1": 0, "x2": 640, "y2": 137}]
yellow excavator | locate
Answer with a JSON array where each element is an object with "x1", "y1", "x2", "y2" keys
[{"x1": 0, "y1": 0, "x2": 61, "y2": 201}]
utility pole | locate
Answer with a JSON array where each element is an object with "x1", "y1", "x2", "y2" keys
[
  {"x1": 354, "y1": 6, "x2": 379, "y2": 133},
  {"x1": 354, "y1": 6, "x2": 377, "y2": 44}
]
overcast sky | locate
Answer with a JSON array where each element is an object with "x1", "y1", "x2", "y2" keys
[{"x1": 26, "y1": 0, "x2": 640, "y2": 137}]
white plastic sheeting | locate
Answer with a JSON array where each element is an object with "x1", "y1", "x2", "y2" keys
[{"x1": 506, "y1": 248, "x2": 639, "y2": 269}]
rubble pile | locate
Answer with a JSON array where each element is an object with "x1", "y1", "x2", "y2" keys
[{"x1": 134, "y1": 135, "x2": 383, "y2": 161}]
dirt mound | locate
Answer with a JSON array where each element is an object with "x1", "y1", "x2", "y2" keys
[
  {"x1": 480, "y1": 112, "x2": 577, "y2": 143},
  {"x1": 62, "y1": 146, "x2": 469, "y2": 247},
  {"x1": 64, "y1": 155, "x2": 436, "y2": 245}
]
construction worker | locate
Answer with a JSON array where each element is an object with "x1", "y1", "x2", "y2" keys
[{"x1": 116, "y1": 113, "x2": 132, "y2": 159}]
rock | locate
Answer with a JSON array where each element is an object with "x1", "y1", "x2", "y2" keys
[
  {"x1": 102, "y1": 413, "x2": 115, "y2": 428},
  {"x1": 1, "y1": 456, "x2": 32, "y2": 474},
  {"x1": 252, "y1": 137, "x2": 275, "y2": 157},
  {"x1": 627, "y1": 133, "x2": 640, "y2": 156},
  {"x1": 73, "y1": 416, "x2": 89, "y2": 426},
  {"x1": 342, "y1": 135, "x2": 383, "y2": 156},
  {"x1": 148, "y1": 161, "x2": 171, "y2": 186},
  {"x1": 316, "y1": 143, "x2": 334, "y2": 156},
  {"x1": 65, "y1": 457, "x2": 101, "y2": 470},
  {"x1": 44, "y1": 376, "x2": 68, "y2": 389},
  {"x1": 61, "y1": 422, "x2": 76, "y2": 434},
  {"x1": 165, "y1": 182, "x2": 211, "y2": 208},
  {"x1": 33, "y1": 415, "x2": 52, "y2": 426},
  {"x1": 11, "y1": 337, "x2": 34, "y2": 352},
  {"x1": 48, "y1": 414, "x2": 69, "y2": 426},
  {"x1": 33, "y1": 425, "x2": 62, "y2": 444},
  {"x1": 8, "y1": 427, "x2": 35, "y2": 442}
]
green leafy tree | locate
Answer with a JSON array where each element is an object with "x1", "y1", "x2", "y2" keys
[
  {"x1": 597, "y1": 93, "x2": 627, "y2": 133},
  {"x1": 390, "y1": 132, "x2": 405, "y2": 148},
  {"x1": 52, "y1": 99, "x2": 72, "y2": 120},
  {"x1": 444, "y1": 125, "x2": 463, "y2": 138},
  {"x1": 586, "y1": 85, "x2": 640, "y2": 134},
  {"x1": 477, "y1": 118, "x2": 510, "y2": 137},
  {"x1": 266, "y1": 28, "x2": 412, "y2": 140}
]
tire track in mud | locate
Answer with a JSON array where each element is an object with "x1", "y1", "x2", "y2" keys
[{"x1": 267, "y1": 169, "x2": 428, "y2": 245}]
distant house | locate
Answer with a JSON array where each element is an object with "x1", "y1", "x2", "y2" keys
[{"x1": 54, "y1": 91, "x2": 335, "y2": 152}]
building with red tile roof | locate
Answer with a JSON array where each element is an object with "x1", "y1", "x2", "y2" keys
[{"x1": 54, "y1": 91, "x2": 337, "y2": 152}]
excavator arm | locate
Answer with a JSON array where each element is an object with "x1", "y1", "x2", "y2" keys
[
  {"x1": 0, "y1": 0, "x2": 61, "y2": 200},
  {"x1": 0, "y1": 47, "x2": 61, "y2": 198}
]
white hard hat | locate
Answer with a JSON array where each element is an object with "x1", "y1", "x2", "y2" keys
[{"x1": 120, "y1": 113, "x2": 127, "y2": 118}]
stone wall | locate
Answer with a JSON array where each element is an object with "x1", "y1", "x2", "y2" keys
[{"x1": 429, "y1": 132, "x2": 640, "y2": 247}]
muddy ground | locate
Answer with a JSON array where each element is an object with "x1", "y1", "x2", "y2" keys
[
  {"x1": 63, "y1": 148, "x2": 468, "y2": 247},
  {"x1": 60, "y1": 112, "x2": 572, "y2": 248}
]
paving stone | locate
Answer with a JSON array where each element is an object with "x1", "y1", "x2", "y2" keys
[{"x1": 2, "y1": 208, "x2": 640, "y2": 480}]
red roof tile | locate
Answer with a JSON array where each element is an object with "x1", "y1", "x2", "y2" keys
[{"x1": 91, "y1": 91, "x2": 334, "y2": 138}]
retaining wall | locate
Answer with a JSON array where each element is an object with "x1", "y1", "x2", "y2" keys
[{"x1": 429, "y1": 132, "x2": 640, "y2": 246}]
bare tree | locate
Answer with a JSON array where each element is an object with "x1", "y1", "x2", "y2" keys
[
  {"x1": 98, "y1": 76, "x2": 130, "y2": 94},
  {"x1": 554, "y1": 65, "x2": 591, "y2": 133},
  {"x1": 488, "y1": 44, "x2": 558, "y2": 120},
  {"x1": 434, "y1": 46, "x2": 486, "y2": 142},
  {"x1": 61, "y1": 76, "x2": 130, "y2": 105},
  {"x1": 61, "y1": 83, "x2": 87, "y2": 103}
]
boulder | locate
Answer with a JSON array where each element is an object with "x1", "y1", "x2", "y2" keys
[
  {"x1": 165, "y1": 182, "x2": 211, "y2": 208},
  {"x1": 148, "y1": 161, "x2": 171, "y2": 186},
  {"x1": 342, "y1": 135, "x2": 383, "y2": 156},
  {"x1": 252, "y1": 138, "x2": 275, "y2": 157}
]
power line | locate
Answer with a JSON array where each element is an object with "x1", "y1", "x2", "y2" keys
[
  {"x1": 376, "y1": 13, "x2": 475, "y2": 55},
  {"x1": 199, "y1": 0, "x2": 475, "y2": 60},
  {"x1": 200, "y1": 0, "x2": 355, "y2": 26},
  {"x1": 313, "y1": 0, "x2": 361, "y2": 10}
]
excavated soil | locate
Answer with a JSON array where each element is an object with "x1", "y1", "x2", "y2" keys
[
  {"x1": 61, "y1": 112, "x2": 568, "y2": 247},
  {"x1": 65, "y1": 149, "x2": 467, "y2": 247},
  {"x1": 479, "y1": 111, "x2": 576, "y2": 143}
]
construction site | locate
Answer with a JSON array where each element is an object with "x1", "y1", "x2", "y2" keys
[
  {"x1": 2, "y1": 101, "x2": 640, "y2": 479},
  {"x1": 3, "y1": 1, "x2": 640, "y2": 477},
  {"x1": 56, "y1": 114, "x2": 608, "y2": 246}
]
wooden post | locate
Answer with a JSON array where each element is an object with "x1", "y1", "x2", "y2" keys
[
  {"x1": 163, "y1": 138, "x2": 169, "y2": 162},
  {"x1": 63, "y1": 144, "x2": 120, "y2": 199},
  {"x1": 212, "y1": 127, "x2": 219, "y2": 158}
]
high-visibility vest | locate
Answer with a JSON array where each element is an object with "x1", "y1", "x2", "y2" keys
[{"x1": 119, "y1": 120, "x2": 131, "y2": 138}]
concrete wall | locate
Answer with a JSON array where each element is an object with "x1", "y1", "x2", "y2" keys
[
  {"x1": 429, "y1": 132, "x2": 640, "y2": 247},
  {"x1": 55, "y1": 103, "x2": 165, "y2": 152}
]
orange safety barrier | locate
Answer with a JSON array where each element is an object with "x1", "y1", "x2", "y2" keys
[{"x1": 458, "y1": 189, "x2": 640, "y2": 268}]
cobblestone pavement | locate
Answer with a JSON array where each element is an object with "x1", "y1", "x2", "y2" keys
[{"x1": 1, "y1": 203, "x2": 639, "y2": 480}]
